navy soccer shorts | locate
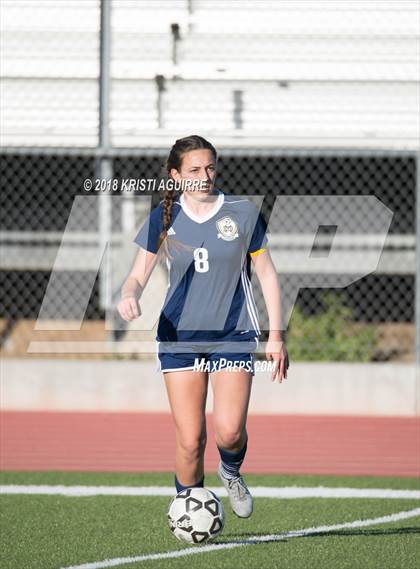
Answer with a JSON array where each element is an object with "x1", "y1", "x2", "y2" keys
[{"x1": 156, "y1": 339, "x2": 258, "y2": 375}]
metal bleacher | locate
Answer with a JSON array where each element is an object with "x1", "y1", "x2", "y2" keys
[
  {"x1": 0, "y1": 0, "x2": 418, "y2": 314},
  {"x1": 1, "y1": 0, "x2": 419, "y2": 149}
]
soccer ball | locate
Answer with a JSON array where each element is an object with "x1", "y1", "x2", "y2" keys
[{"x1": 167, "y1": 487, "x2": 225, "y2": 544}]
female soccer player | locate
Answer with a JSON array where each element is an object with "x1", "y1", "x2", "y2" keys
[{"x1": 118, "y1": 135, "x2": 289, "y2": 518}]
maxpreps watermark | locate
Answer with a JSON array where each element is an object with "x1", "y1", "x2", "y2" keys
[
  {"x1": 83, "y1": 178, "x2": 209, "y2": 192},
  {"x1": 193, "y1": 358, "x2": 276, "y2": 373}
]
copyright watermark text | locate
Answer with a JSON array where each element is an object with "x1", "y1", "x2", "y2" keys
[{"x1": 83, "y1": 178, "x2": 209, "y2": 192}]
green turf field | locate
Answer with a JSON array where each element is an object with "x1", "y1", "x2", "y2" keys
[{"x1": 1, "y1": 471, "x2": 419, "y2": 569}]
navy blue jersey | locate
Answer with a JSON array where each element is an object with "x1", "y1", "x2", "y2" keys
[{"x1": 133, "y1": 189, "x2": 268, "y2": 343}]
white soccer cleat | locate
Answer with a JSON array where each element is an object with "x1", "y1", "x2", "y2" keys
[{"x1": 217, "y1": 461, "x2": 253, "y2": 518}]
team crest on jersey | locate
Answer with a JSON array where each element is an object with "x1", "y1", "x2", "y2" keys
[{"x1": 216, "y1": 216, "x2": 239, "y2": 241}]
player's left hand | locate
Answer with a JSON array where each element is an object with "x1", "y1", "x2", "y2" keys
[{"x1": 266, "y1": 337, "x2": 289, "y2": 383}]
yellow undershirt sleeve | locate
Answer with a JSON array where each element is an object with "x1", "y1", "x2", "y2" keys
[{"x1": 249, "y1": 248, "x2": 267, "y2": 258}]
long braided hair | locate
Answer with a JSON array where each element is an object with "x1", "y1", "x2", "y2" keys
[{"x1": 157, "y1": 135, "x2": 218, "y2": 258}]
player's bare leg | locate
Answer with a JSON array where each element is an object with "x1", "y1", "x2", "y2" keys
[
  {"x1": 211, "y1": 367, "x2": 252, "y2": 451},
  {"x1": 163, "y1": 370, "x2": 209, "y2": 488},
  {"x1": 211, "y1": 368, "x2": 254, "y2": 517}
]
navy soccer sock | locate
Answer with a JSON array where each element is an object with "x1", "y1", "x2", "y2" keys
[
  {"x1": 217, "y1": 437, "x2": 248, "y2": 480},
  {"x1": 174, "y1": 474, "x2": 205, "y2": 494}
]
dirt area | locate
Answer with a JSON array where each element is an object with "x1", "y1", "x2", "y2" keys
[
  {"x1": 0, "y1": 319, "x2": 415, "y2": 362},
  {"x1": 0, "y1": 319, "x2": 154, "y2": 360},
  {"x1": 372, "y1": 322, "x2": 416, "y2": 362}
]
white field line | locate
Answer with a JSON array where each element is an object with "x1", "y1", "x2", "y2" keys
[
  {"x1": 1, "y1": 484, "x2": 419, "y2": 500},
  {"x1": 60, "y1": 507, "x2": 420, "y2": 569}
]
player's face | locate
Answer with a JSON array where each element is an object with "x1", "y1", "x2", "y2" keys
[{"x1": 170, "y1": 149, "x2": 217, "y2": 201}]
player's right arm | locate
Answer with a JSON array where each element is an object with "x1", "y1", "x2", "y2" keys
[
  {"x1": 118, "y1": 203, "x2": 164, "y2": 321},
  {"x1": 118, "y1": 247, "x2": 159, "y2": 321}
]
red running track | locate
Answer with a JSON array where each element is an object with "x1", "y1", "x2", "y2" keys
[{"x1": 0, "y1": 411, "x2": 419, "y2": 477}]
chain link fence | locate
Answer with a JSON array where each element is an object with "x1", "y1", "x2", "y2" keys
[{"x1": 1, "y1": 0, "x2": 418, "y2": 362}]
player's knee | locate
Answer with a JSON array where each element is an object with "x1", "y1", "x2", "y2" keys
[
  {"x1": 216, "y1": 427, "x2": 243, "y2": 451},
  {"x1": 177, "y1": 433, "x2": 207, "y2": 460}
]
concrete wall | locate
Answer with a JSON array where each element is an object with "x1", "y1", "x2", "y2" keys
[{"x1": 1, "y1": 359, "x2": 418, "y2": 416}]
